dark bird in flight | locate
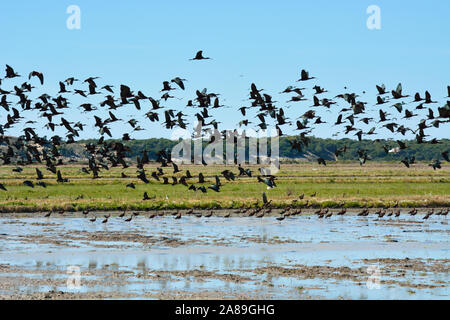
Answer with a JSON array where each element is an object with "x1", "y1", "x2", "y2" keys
[
  {"x1": 36, "y1": 168, "x2": 44, "y2": 180},
  {"x1": 137, "y1": 170, "x2": 150, "y2": 183},
  {"x1": 429, "y1": 159, "x2": 442, "y2": 170},
  {"x1": 173, "y1": 162, "x2": 181, "y2": 173},
  {"x1": 57, "y1": 170, "x2": 69, "y2": 183},
  {"x1": 401, "y1": 157, "x2": 415, "y2": 168},
  {"x1": 257, "y1": 176, "x2": 276, "y2": 189},
  {"x1": 298, "y1": 69, "x2": 315, "y2": 81},
  {"x1": 28, "y1": 71, "x2": 44, "y2": 85},
  {"x1": 5, "y1": 65, "x2": 20, "y2": 78},
  {"x1": 391, "y1": 83, "x2": 409, "y2": 99},
  {"x1": 171, "y1": 77, "x2": 186, "y2": 90},
  {"x1": 442, "y1": 151, "x2": 450, "y2": 162},
  {"x1": 143, "y1": 192, "x2": 152, "y2": 200},
  {"x1": 59, "y1": 81, "x2": 70, "y2": 93},
  {"x1": 23, "y1": 180, "x2": 34, "y2": 188},
  {"x1": 317, "y1": 158, "x2": 327, "y2": 166},
  {"x1": 36, "y1": 181, "x2": 47, "y2": 188},
  {"x1": 208, "y1": 184, "x2": 220, "y2": 192},
  {"x1": 376, "y1": 84, "x2": 387, "y2": 95},
  {"x1": 424, "y1": 91, "x2": 437, "y2": 104},
  {"x1": 101, "y1": 85, "x2": 114, "y2": 93},
  {"x1": 190, "y1": 50, "x2": 211, "y2": 60}
]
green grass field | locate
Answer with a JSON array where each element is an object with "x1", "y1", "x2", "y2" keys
[{"x1": 0, "y1": 162, "x2": 449, "y2": 212}]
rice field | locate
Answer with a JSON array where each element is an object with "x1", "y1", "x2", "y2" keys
[{"x1": 0, "y1": 162, "x2": 448, "y2": 212}]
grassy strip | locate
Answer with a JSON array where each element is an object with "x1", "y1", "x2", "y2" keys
[
  {"x1": 0, "y1": 199, "x2": 449, "y2": 213},
  {"x1": 0, "y1": 182, "x2": 448, "y2": 212},
  {"x1": 0, "y1": 163, "x2": 449, "y2": 212}
]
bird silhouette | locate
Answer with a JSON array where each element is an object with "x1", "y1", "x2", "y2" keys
[
  {"x1": 298, "y1": 69, "x2": 315, "y2": 81},
  {"x1": 190, "y1": 51, "x2": 211, "y2": 60}
]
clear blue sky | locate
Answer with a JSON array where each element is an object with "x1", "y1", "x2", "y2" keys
[{"x1": 1, "y1": 0, "x2": 449, "y2": 140}]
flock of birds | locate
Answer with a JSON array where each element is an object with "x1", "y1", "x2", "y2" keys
[
  {"x1": 0, "y1": 50, "x2": 449, "y2": 216},
  {"x1": 44, "y1": 194, "x2": 449, "y2": 223}
]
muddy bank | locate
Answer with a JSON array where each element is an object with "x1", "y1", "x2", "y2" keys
[
  {"x1": 0, "y1": 213, "x2": 448, "y2": 299},
  {"x1": 0, "y1": 257, "x2": 448, "y2": 300}
]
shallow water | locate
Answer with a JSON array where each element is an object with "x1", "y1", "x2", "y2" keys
[{"x1": 0, "y1": 213, "x2": 448, "y2": 299}]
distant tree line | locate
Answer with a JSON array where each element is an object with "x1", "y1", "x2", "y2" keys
[{"x1": 59, "y1": 137, "x2": 450, "y2": 162}]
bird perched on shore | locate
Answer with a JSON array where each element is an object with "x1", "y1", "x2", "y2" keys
[{"x1": 423, "y1": 210, "x2": 433, "y2": 220}]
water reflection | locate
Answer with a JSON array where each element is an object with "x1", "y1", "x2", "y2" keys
[{"x1": 0, "y1": 214, "x2": 448, "y2": 299}]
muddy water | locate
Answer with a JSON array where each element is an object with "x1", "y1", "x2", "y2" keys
[{"x1": 0, "y1": 211, "x2": 448, "y2": 299}]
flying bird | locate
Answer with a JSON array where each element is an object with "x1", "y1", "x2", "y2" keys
[{"x1": 190, "y1": 50, "x2": 211, "y2": 60}]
